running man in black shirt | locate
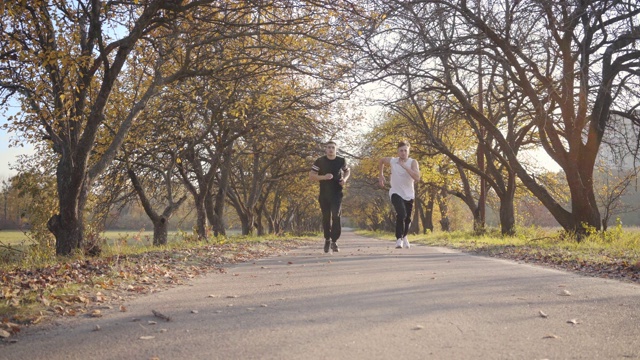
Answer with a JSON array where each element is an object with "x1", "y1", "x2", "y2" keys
[{"x1": 309, "y1": 141, "x2": 350, "y2": 253}]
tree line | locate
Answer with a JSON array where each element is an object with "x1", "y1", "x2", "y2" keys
[{"x1": 1, "y1": 0, "x2": 639, "y2": 256}]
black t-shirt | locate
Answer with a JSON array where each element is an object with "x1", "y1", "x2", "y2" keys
[{"x1": 311, "y1": 155, "x2": 348, "y2": 196}]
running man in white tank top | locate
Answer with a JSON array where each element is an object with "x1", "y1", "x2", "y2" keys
[{"x1": 378, "y1": 141, "x2": 421, "y2": 249}]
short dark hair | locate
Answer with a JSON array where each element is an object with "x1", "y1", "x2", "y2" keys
[
  {"x1": 398, "y1": 141, "x2": 410, "y2": 148},
  {"x1": 326, "y1": 141, "x2": 337, "y2": 146}
]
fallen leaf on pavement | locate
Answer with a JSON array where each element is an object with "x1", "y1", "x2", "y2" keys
[
  {"x1": 567, "y1": 319, "x2": 579, "y2": 325},
  {"x1": 152, "y1": 310, "x2": 171, "y2": 322},
  {"x1": 139, "y1": 336, "x2": 155, "y2": 340},
  {"x1": 539, "y1": 310, "x2": 548, "y2": 318}
]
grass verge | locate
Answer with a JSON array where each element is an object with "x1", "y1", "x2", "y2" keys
[
  {"x1": 357, "y1": 226, "x2": 640, "y2": 284},
  {"x1": 0, "y1": 233, "x2": 317, "y2": 339}
]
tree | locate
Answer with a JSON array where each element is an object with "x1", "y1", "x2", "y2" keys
[
  {"x1": 0, "y1": 0, "x2": 228, "y2": 254},
  {"x1": 352, "y1": 0, "x2": 640, "y2": 237},
  {"x1": 1, "y1": 0, "x2": 365, "y2": 254},
  {"x1": 595, "y1": 164, "x2": 638, "y2": 231}
]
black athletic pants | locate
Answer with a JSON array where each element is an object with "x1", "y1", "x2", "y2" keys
[
  {"x1": 319, "y1": 192, "x2": 343, "y2": 242},
  {"x1": 391, "y1": 193, "x2": 414, "y2": 240}
]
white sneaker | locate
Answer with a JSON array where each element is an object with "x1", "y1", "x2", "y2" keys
[
  {"x1": 395, "y1": 239, "x2": 403, "y2": 249},
  {"x1": 402, "y1": 237, "x2": 410, "y2": 249}
]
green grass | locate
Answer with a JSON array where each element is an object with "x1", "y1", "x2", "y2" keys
[
  {"x1": 357, "y1": 226, "x2": 640, "y2": 265},
  {"x1": 0, "y1": 230, "x2": 31, "y2": 246},
  {"x1": 0, "y1": 229, "x2": 192, "y2": 248}
]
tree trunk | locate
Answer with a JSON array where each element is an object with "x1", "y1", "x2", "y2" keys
[
  {"x1": 256, "y1": 209, "x2": 265, "y2": 236},
  {"x1": 205, "y1": 194, "x2": 221, "y2": 237},
  {"x1": 195, "y1": 196, "x2": 208, "y2": 240},
  {"x1": 49, "y1": 157, "x2": 88, "y2": 255},
  {"x1": 499, "y1": 195, "x2": 516, "y2": 236},
  {"x1": 437, "y1": 189, "x2": 451, "y2": 232},
  {"x1": 213, "y1": 192, "x2": 227, "y2": 237},
  {"x1": 567, "y1": 165, "x2": 601, "y2": 235},
  {"x1": 211, "y1": 149, "x2": 231, "y2": 237},
  {"x1": 153, "y1": 217, "x2": 168, "y2": 246},
  {"x1": 237, "y1": 209, "x2": 256, "y2": 235},
  {"x1": 48, "y1": 213, "x2": 83, "y2": 255},
  {"x1": 128, "y1": 168, "x2": 185, "y2": 246},
  {"x1": 422, "y1": 190, "x2": 435, "y2": 233}
]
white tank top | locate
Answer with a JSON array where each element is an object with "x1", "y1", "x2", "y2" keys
[{"x1": 389, "y1": 157, "x2": 415, "y2": 200}]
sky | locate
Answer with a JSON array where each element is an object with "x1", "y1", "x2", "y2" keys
[
  {"x1": 0, "y1": 105, "x2": 32, "y2": 180},
  {"x1": 0, "y1": 129, "x2": 29, "y2": 180}
]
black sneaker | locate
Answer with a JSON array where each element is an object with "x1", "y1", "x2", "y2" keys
[
  {"x1": 331, "y1": 242, "x2": 339, "y2": 252},
  {"x1": 324, "y1": 239, "x2": 331, "y2": 253}
]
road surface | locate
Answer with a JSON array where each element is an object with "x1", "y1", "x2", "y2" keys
[{"x1": 3, "y1": 230, "x2": 639, "y2": 359}]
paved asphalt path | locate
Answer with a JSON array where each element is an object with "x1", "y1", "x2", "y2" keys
[{"x1": 3, "y1": 230, "x2": 640, "y2": 360}]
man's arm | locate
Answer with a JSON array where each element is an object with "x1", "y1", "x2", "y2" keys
[
  {"x1": 378, "y1": 157, "x2": 391, "y2": 187},
  {"x1": 309, "y1": 170, "x2": 333, "y2": 182},
  {"x1": 399, "y1": 159, "x2": 421, "y2": 181},
  {"x1": 408, "y1": 159, "x2": 421, "y2": 181},
  {"x1": 339, "y1": 167, "x2": 350, "y2": 185}
]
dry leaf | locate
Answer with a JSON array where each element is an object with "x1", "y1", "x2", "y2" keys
[
  {"x1": 148, "y1": 321, "x2": 157, "y2": 325},
  {"x1": 567, "y1": 319, "x2": 579, "y2": 325},
  {"x1": 413, "y1": 325, "x2": 424, "y2": 330},
  {"x1": 119, "y1": 305, "x2": 127, "y2": 312},
  {"x1": 191, "y1": 310, "x2": 198, "y2": 314},
  {"x1": 38, "y1": 295, "x2": 50, "y2": 307},
  {"x1": 0, "y1": 329, "x2": 11, "y2": 338},
  {"x1": 93, "y1": 325, "x2": 101, "y2": 331},
  {"x1": 152, "y1": 310, "x2": 171, "y2": 322},
  {"x1": 90, "y1": 310, "x2": 102, "y2": 318},
  {"x1": 139, "y1": 336, "x2": 155, "y2": 340},
  {"x1": 539, "y1": 310, "x2": 548, "y2": 318},
  {"x1": 542, "y1": 334, "x2": 559, "y2": 339},
  {"x1": 559, "y1": 289, "x2": 572, "y2": 296}
]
